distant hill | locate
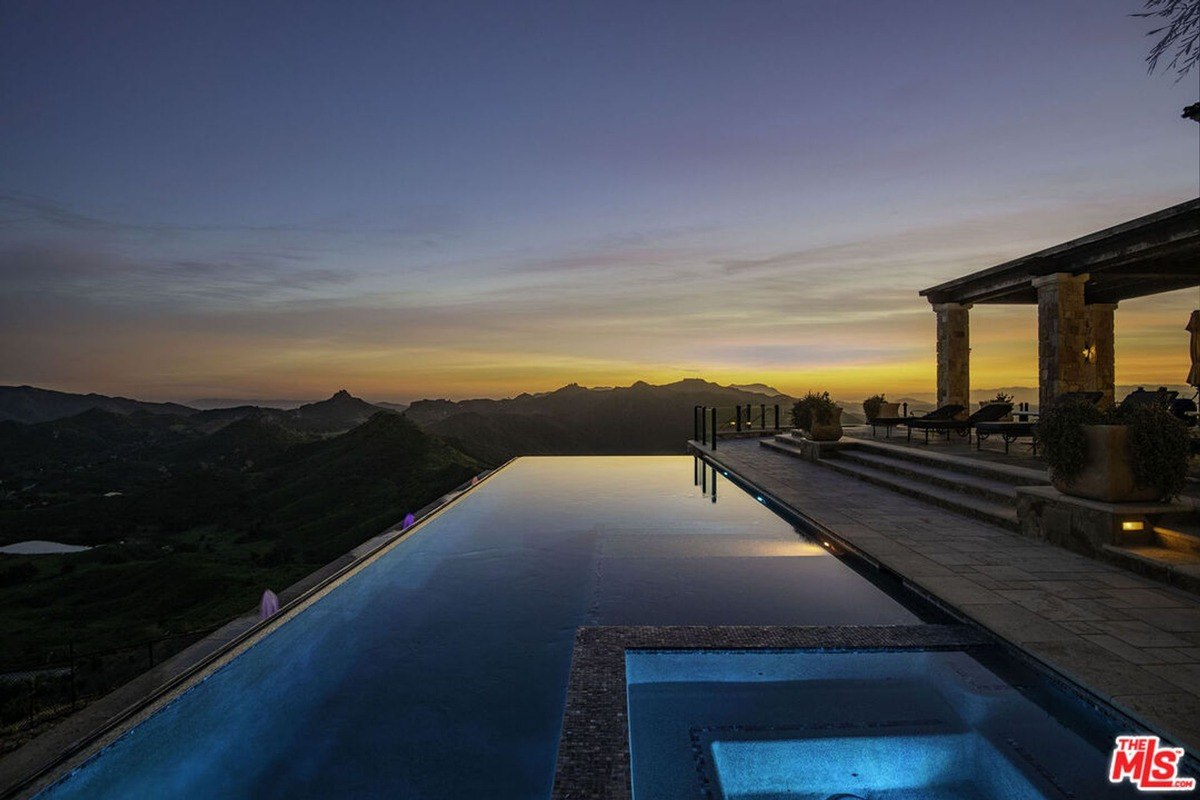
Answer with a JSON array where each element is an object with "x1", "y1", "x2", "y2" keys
[
  {"x1": 279, "y1": 389, "x2": 383, "y2": 434},
  {"x1": 0, "y1": 408, "x2": 480, "y2": 662},
  {"x1": 0, "y1": 390, "x2": 396, "y2": 497},
  {"x1": 727, "y1": 383, "x2": 789, "y2": 397},
  {"x1": 0, "y1": 385, "x2": 196, "y2": 424},
  {"x1": 405, "y1": 379, "x2": 795, "y2": 463},
  {"x1": 187, "y1": 397, "x2": 309, "y2": 410}
]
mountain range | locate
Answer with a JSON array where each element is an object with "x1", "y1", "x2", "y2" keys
[
  {"x1": 404, "y1": 378, "x2": 795, "y2": 462},
  {"x1": 0, "y1": 378, "x2": 804, "y2": 662}
]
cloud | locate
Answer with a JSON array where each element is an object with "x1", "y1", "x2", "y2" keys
[
  {"x1": 0, "y1": 243, "x2": 357, "y2": 307},
  {"x1": 0, "y1": 192, "x2": 465, "y2": 240}
]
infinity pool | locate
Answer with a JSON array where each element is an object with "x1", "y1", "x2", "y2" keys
[{"x1": 41, "y1": 457, "x2": 925, "y2": 798}]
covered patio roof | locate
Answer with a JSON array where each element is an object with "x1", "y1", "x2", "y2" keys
[{"x1": 920, "y1": 198, "x2": 1200, "y2": 305}]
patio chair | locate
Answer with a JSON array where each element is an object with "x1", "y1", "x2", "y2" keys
[
  {"x1": 1170, "y1": 398, "x2": 1197, "y2": 427},
  {"x1": 905, "y1": 402, "x2": 1011, "y2": 444},
  {"x1": 869, "y1": 401, "x2": 906, "y2": 437}
]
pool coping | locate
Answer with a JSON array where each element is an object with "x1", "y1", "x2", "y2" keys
[
  {"x1": 0, "y1": 461, "x2": 511, "y2": 800},
  {"x1": 549, "y1": 624, "x2": 992, "y2": 800}
]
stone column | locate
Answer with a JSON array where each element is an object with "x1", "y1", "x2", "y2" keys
[
  {"x1": 934, "y1": 302, "x2": 971, "y2": 410},
  {"x1": 1083, "y1": 303, "x2": 1117, "y2": 408},
  {"x1": 1034, "y1": 273, "x2": 1089, "y2": 413}
]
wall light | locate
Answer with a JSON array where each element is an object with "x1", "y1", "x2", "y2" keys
[{"x1": 1122, "y1": 520, "x2": 1145, "y2": 532}]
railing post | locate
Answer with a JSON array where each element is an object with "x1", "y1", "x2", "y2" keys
[
  {"x1": 693, "y1": 405, "x2": 699, "y2": 441},
  {"x1": 694, "y1": 455, "x2": 699, "y2": 486},
  {"x1": 711, "y1": 465, "x2": 717, "y2": 503},
  {"x1": 760, "y1": 404, "x2": 766, "y2": 430},
  {"x1": 774, "y1": 404, "x2": 780, "y2": 430},
  {"x1": 701, "y1": 458, "x2": 707, "y2": 492},
  {"x1": 903, "y1": 402, "x2": 908, "y2": 417},
  {"x1": 711, "y1": 407, "x2": 717, "y2": 451},
  {"x1": 736, "y1": 405, "x2": 742, "y2": 432},
  {"x1": 700, "y1": 406, "x2": 707, "y2": 445}
]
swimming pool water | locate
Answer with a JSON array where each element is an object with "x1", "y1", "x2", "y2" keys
[
  {"x1": 627, "y1": 649, "x2": 1145, "y2": 799},
  {"x1": 41, "y1": 457, "x2": 923, "y2": 799}
]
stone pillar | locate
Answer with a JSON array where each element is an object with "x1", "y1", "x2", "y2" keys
[
  {"x1": 934, "y1": 302, "x2": 970, "y2": 410},
  {"x1": 1034, "y1": 273, "x2": 1089, "y2": 413},
  {"x1": 1083, "y1": 303, "x2": 1117, "y2": 408}
]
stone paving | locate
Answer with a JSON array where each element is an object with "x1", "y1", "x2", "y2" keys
[{"x1": 692, "y1": 438, "x2": 1200, "y2": 754}]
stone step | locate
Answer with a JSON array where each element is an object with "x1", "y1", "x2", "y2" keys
[
  {"x1": 1150, "y1": 510, "x2": 1200, "y2": 559},
  {"x1": 834, "y1": 450, "x2": 1019, "y2": 507},
  {"x1": 816, "y1": 456, "x2": 1021, "y2": 531},
  {"x1": 844, "y1": 436, "x2": 1048, "y2": 487},
  {"x1": 1101, "y1": 544, "x2": 1200, "y2": 595}
]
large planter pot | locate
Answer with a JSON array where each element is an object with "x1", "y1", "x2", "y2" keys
[
  {"x1": 1051, "y1": 425, "x2": 1160, "y2": 503},
  {"x1": 809, "y1": 408, "x2": 844, "y2": 442}
]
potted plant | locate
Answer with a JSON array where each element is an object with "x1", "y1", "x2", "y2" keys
[
  {"x1": 980, "y1": 391, "x2": 1014, "y2": 409},
  {"x1": 862, "y1": 394, "x2": 886, "y2": 423},
  {"x1": 792, "y1": 391, "x2": 843, "y2": 441},
  {"x1": 1038, "y1": 400, "x2": 1190, "y2": 503}
]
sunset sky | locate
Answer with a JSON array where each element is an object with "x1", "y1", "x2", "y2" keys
[{"x1": 2, "y1": 1, "x2": 1197, "y2": 403}]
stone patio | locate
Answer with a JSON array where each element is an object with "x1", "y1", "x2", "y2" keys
[{"x1": 690, "y1": 437, "x2": 1200, "y2": 755}]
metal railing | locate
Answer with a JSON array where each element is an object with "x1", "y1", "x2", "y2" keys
[{"x1": 693, "y1": 403, "x2": 782, "y2": 450}]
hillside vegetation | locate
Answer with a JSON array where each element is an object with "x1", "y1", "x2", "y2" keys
[{"x1": 0, "y1": 396, "x2": 479, "y2": 661}]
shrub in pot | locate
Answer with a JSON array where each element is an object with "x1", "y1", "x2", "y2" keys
[
  {"x1": 1038, "y1": 400, "x2": 1190, "y2": 502},
  {"x1": 792, "y1": 391, "x2": 843, "y2": 441},
  {"x1": 792, "y1": 391, "x2": 831, "y2": 431},
  {"x1": 810, "y1": 404, "x2": 844, "y2": 441},
  {"x1": 862, "y1": 394, "x2": 886, "y2": 423}
]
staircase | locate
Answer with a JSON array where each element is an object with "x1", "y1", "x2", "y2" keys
[
  {"x1": 762, "y1": 432, "x2": 1050, "y2": 531},
  {"x1": 1103, "y1": 510, "x2": 1200, "y2": 593}
]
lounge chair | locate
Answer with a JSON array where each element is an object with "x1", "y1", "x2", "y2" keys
[
  {"x1": 905, "y1": 402, "x2": 1011, "y2": 444},
  {"x1": 976, "y1": 420, "x2": 1038, "y2": 454},
  {"x1": 974, "y1": 392, "x2": 1104, "y2": 455},
  {"x1": 1119, "y1": 386, "x2": 1178, "y2": 410},
  {"x1": 896, "y1": 403, "x2": 964, "y2": 442}
]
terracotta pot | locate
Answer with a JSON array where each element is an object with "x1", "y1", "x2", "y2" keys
[
  {"x1": 809, "y1": 407, "x2": 843, "y2": 442},
  {"x1": 1051, "y1": 425, "x2": 1161, "y2": 503}
]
